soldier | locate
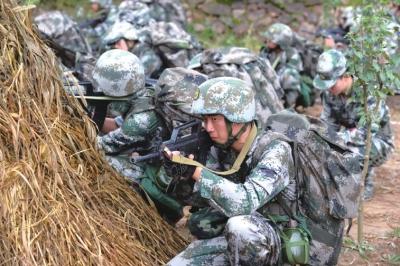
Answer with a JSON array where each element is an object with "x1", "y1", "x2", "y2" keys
[
  {"x1": 102, "y1": 21, "x2": 163, "y2": 78},
  {"x1": 188, "y1": 47, "x2": 283, "y2": 128},
  {"x1": 314, "y1": 49, "x2": 394, "y2": 199},
  {"x1": 82, "y1": 0, "x2": 118, "y2": 53},
  {"x1": 321, "y1": 6, "x2": 359, "y2": 49},
  {"x1": 35, "y1": 11, "x2": 96, "y2": 89},
  {"x1": 95, "y1": 53, "x2": 208, "y2": 220},
  {"x1": 260, "y1": 23, "x2": 304, "y2": 108},
  {"x1": 165, "y1": 77, "x2": 346, "y2": 265},
  {"x1": 118, "y1": 0, "x2": 187, "y2": 27}
]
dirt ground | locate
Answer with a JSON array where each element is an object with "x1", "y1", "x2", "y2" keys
[{"x1": 305, "y1": 96, "x2": 400, "y2": 265}]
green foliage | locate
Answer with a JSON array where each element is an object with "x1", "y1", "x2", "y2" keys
[
  {"x1": 22, "y1": 0, "x2": 41, "y2": 5},
  {"x1": 216, "y1": 0, "x2": 235, "y2": 4},
  {"x1": 40, "y1": 0, "x2": 85, "y2": 10},
  {"x1": 388, "y1": 227, "x2": 400, "y2": 238},
  {"x1": 343, "y1": 237, "x2": 375, "y2": 259},
  {"x1": 383, "y1": 254, "x2": 400, "y2": 265},
  {"x1": 187, "y1": 21, "x2": 261, "y2": 52},
  {"x1": 346, "y1": 1, "x2": 400, "y2": 126}
]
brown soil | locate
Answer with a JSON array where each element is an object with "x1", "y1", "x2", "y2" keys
[{"x1": 305, "y1": 96, "x2": 400, "y2": 265}]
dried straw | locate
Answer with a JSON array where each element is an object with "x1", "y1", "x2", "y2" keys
[{"x1": 0, "y1": 0, "x2": 187, "y2": 265}]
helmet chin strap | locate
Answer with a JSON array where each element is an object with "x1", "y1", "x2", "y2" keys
[{"x1": 214, "y1": 118, "x2": 250, "y2": 150}]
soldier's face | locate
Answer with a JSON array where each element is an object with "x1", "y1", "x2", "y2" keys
[
  {"x1": 91, "y1": 3, "x2": 100, "y2": 12},
  {"x1": 329, "y1": 75, "x2": 352, "y2": 96},
  {"x1": 114, "y1": 39, "x2": 129, "y2": 51},
  {"x1": 267, "y1": 41, "x2": 278, "y2": 50},
  {"x1": 203, "y1": 115, "x2": 229, "y2": 144}
]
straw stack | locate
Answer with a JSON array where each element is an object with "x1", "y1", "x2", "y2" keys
[{"x1": 0, "y1": 0, "x2": 186, "y2": 264}]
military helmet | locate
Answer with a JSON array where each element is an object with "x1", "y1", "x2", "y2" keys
[
  {"x1": 156, "y1": 67, "x2": 208, "y2": 122},
  {"x1": 191, "y1": 77, "x2": 256, "y2": 123},
  {"x1": 90, "y1": 0, "x2": 112, "y2": 9},
  {"x1": 92, "y1": 49, "x2": 145, "y2": 97},
  {"x1": 261, "y1": 23, "x2": 293, "y2": 49},
  {"x1": 313, "y1": 49, "x2": 347, "y2": 90},
  {"x1": 338, "y1": 6, "x2": 356, "y2": 30},
  {"x1": 103, "y1": 21, "x2": 139, "y2": 45}
]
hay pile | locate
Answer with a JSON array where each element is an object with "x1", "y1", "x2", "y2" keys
[{"x1": 0, "y1": 0, "x2": 186, "y2": 264}]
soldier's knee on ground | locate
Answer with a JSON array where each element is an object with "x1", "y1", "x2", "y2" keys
[{"x1": 225, "y1": 215, "x2": 281, "y2": 265}]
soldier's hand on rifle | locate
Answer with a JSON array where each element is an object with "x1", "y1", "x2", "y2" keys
[{"x1": 163, "y1": 148, "x2": 197, "y2": 180}]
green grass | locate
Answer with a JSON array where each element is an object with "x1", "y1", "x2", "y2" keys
[
  {"x1": 389, "y1": 227, "x2": 400, "y2": 238},
  {"x1": 383, "y1": 254, "x2": 400, "y2": 265},
  {"x1": 343, "y1": 237, "x2": 375, "y2": 259},
  {"x1": 187, "y1": 21, "x2": 262, "y2": 52}
]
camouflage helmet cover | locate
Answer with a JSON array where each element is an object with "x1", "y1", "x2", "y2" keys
[
  {"x1": 338, "y1": 6, "x2": 356, "y2": 30},
  {"x1": 90, "y1": 0, "x2": 112, "y2": 9},
  {"x1": 262, "y1": 23, "x2": 293, "y2": 49},
  {"x1": 92, "y1": 49, "x2": 145, "y2": 97},
  {"x1": 156, "y1": 67, "x2": 208, "y2": 119},
  {"x1": 191, "y1": 77, "x2": 256, "y2": 123},
  {"x1": 103, "y1": 21, "x2": 140, "y2": 45},
  {"x1": 313, "y1": 49, "x2": 347, "y2": 90}
]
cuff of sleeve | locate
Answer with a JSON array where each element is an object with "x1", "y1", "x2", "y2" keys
[{"x1": 198, "y1": 169, "x2": 223, "y2": 200}]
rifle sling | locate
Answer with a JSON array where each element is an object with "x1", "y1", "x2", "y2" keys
[
  {"x1": 171, "y1": 122, "x2": 257, "y2": 176},
  {"x1": 272, "y1": 54, "x2": 281, "y2": 70}
]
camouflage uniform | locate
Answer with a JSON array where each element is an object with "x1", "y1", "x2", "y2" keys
[
  {"x1": 168, "y1": 77, "x2": 342, "y2": 265},
  {"x1": 119, "y1": 0, "x2": 187, "y2": 27},
  {"x1": 260, "y1": 23, "x2": 304, "y2": 108},
  {"x1": 35, "y1": 11, "x2": 91, "y2": 55},
  {"x1": 35, "y1": 11, "x2": 96, "y2": 83},
  {"x1": 102, "y1": 21, "x2": 162, "y2": 78},
  {"x1": 188, "y1": 47, "x2": 283, "y2": 128},
  {"x1": 314, "y1": 49, "x2": 394, "y2": 199},
  {"x1": 83, "y1": 0, "x2": 118, "y2": 53},
  {"x1": 97, "y1": 64, "x2": 208, "y2": 217}
]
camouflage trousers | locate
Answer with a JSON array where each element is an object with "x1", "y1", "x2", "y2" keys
[{"x1": 167, "y1": 213, "x2": 282, "y2": 266}]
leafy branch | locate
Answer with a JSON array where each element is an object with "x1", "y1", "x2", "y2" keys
[{"x1": 346, "y1": 0, "x2": 400, "y2": 244}]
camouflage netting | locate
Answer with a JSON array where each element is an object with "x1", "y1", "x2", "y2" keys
[{"x1": 0, "y1": 0, "x2": 186, "y2": 265}]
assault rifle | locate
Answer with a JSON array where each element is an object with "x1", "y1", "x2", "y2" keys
[
  {"x1": 301, "y1": 27, "x2": 349, "y2": 45},
  {"x1": 316, "y1": 27, "x2": 349, "y2": 45},
  {"x1": 78, "y1": 11, "x2": 107, "y2": 29},
  {"x1": 130, "y1": 120, "x2": 212, "y2": 164}
]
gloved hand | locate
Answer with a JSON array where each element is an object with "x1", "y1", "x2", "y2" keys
[{"x1": 163, "y1": 151, "x2": 197, "y2": 180}]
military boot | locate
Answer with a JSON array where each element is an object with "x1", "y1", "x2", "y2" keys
[{"x1": 363, "y1": 168, "x2": 375, "y2": 201}]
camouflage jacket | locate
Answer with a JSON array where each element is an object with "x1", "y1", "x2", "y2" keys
[
  {"x1": 119, "y1": 0, "x2": 186, "y2": 27},
  {"x1": 97, "y1": 87, "x2": 160, "y2": 154},
  {"x1": 321, "y1": 89, "x2": 393, "y2": 146},
  {"x1": 131, "y1": 42, "x2": 163, "y2": 78},
  {"x1": 198, "y1": 131, "x2": 296, "y2": 218},
  {"x1": 260, "y1": 46, "x2": 303, "y2": 92}
]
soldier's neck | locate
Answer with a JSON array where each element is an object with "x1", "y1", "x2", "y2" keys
[{"x1": 231, "y1": 125, "x2": 251, "y2": 153}]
